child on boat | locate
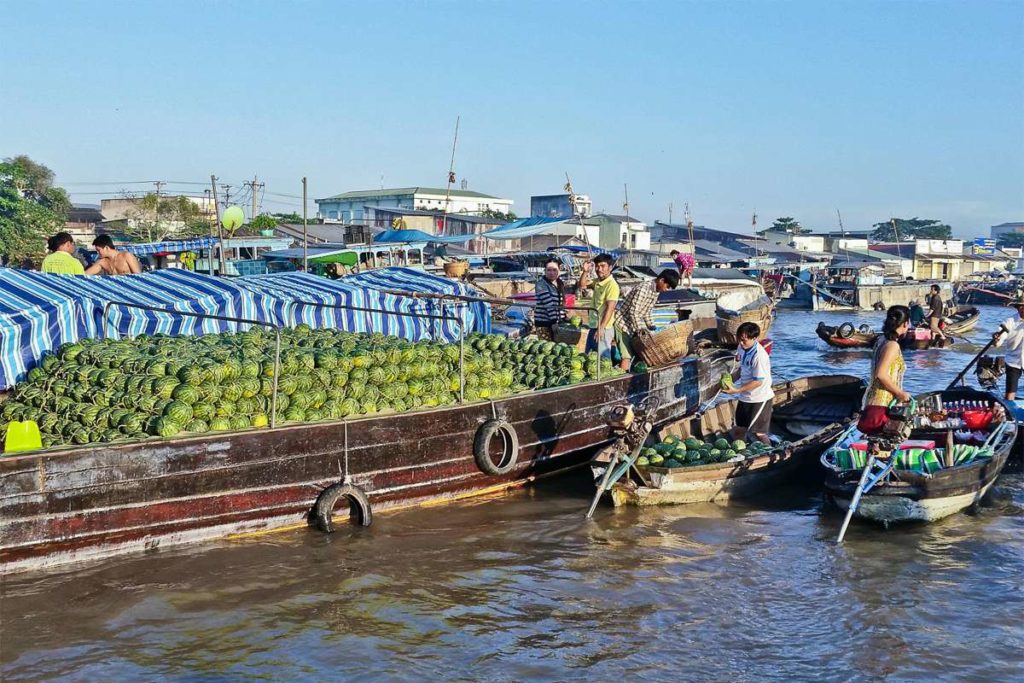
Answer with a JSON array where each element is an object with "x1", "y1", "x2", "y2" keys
[{"x1": 722, "y1": 322, "x2": 774, "y2": 445}]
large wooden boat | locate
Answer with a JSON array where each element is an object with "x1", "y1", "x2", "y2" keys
[
  {"x1": 822, "y1": 386, "x2": 1016, "y2": 525},
  {"x1": 0, "y1": 350, "x2": 732, "y2": 574},
  {"x1": 816, "y1": 306, "x2": 981, "y2": 350},
  {"x1": 596, "y1": 375, "x2": 864, "y2": 506}
]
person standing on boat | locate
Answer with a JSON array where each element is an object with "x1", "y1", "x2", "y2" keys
[
  {"x1": 926, "y1": 284, "x2": 947, "y2": 343},
  {"x1": 578, "y1": 253, "x2": 620, "y2": 360},
  {"x1": 670, "y1": 249, "x2": 695, "y2": 289},
  {"x1": 85, "y1": 235, "x2": 142, "y2": 275},
  {"x1": 857, "y1": 305, "x2": 913, "y2": 434},
  {"x1": 994, "y1": 296, "x2": 1024, "y2": 400},
  {"x1": 909, "y1": 300, "x2": 926, "y2": 327},
  {"x1": 41, "y1": 232, "x2": 85, "y2": 275},
  {"x1": 534, "y1": 258, "x2": 567, "y2": 340},
  {"x1": 614, "y1": 269, "x2": 680, "y2": 370},
  {"x1": 722, "y1": 322, "x2": 774, "y2": 445}
]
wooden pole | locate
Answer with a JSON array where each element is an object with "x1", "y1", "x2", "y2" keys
[
  {"x1": 210, "y1": 175, "x2": 224, "y2": 275},
  {"x1": 442, "y1": 116, "x2": 459, "y2": 237}
]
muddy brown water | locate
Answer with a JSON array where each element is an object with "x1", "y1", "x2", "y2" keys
[{"x1": 1, "y1": 309, "x2": 1022, "y2": 681}]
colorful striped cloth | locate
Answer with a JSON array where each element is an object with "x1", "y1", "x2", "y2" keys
[
  {"x1": 829, "y1": 445, "x2": 993, "y2": 473},
  {"x1": 118, "y1": 238, "x2": 219, "y2": 256}
]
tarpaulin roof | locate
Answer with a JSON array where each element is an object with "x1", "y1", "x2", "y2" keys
[
  {"x1": 0, "y1": 267, "x2": 490, "y2": 390},
  {"x1": 372, "y1": 229, "x2": 474, "y2": 244},
  {"x1": 0, "y1": 268, "x2": 284, "y2": 389},
  {"x1": 118, "y1": 238, "x2": 219, "y2": 255},
  {"x1": 235, "y1": 268, "x2": 489, "y2": 342},
  {"x1": 480, "y1": 216, "x2": 570, "y2": 240}
]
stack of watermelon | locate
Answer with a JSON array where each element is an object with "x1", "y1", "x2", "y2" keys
[
  {"x1": 635, "y1": 434, "x2": 776, "y2": 468},
  {"x1": 0, "y1": 326, "x2": 623, "y2": 450}
]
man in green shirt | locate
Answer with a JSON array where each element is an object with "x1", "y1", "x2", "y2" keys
[
  {"x1": 578, "y1": 253, "x2": 620, "y2": 359},
  {"x1": 40, "y1": 232, "x2": 85, "y2": 275}
]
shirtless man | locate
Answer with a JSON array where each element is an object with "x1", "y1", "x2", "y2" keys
[{"x1": 85, "y1": 235, "x2": 142, "y2": 275}]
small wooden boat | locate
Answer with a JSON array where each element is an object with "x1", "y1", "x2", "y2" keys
[
  {"x1": 594, "y1": 374, "x2": 865, "y2": 506},
  {"x1": 822, "y1": 386, "x2": 1017, "y2": 525},
  {"x1": 816, "y1": 321, "x2": 878, "y2": 348},
  {"x1": 817, "y1": 306, "x2": 981, "y2": 351}
]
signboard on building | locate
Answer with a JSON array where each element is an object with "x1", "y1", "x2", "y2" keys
[{"x1": 973, "y1": 238, "x2": 996, "y2": 255}]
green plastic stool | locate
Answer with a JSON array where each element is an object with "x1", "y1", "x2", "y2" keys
[{"x1": 4, "y1": 420, "x2": 42, "y2": 453}]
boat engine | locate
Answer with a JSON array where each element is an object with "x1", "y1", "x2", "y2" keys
[{"x1": 976, "y1": 356, "x2": 1005, "y2": 390}]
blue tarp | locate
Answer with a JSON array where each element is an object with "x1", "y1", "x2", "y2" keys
[
  {"x1": 373, "y1": 229, "x2": 474, "y2": 244},
  {"x1": 480, "y1": 216, "x2": 569, "y2": 240},
  {"x1": 236, "y1": 268, "x2": 490, "y2": 342},
  {"x1": 119, "y1": 238, "x2": 219, "y2": 255},
  {"x1": 0, "y1": 268, "x2": 284, "y2": 390},
  {"x1": 0, "y1": 267, "x2": 491, "y2": 390}
]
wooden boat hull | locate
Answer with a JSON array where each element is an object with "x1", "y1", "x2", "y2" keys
[
  {"x1": 600, "y1": 375, "x2": 865, "y2": 506},
  {"x1": 823, "y1": 387, "x2": 1015, "y2": 525},
  {"x1": 0, "y1": 350, "x2": 733, "y2": 574},
  {"x1": 816, "y1": 322, "x2": 878, "y2": 349}
]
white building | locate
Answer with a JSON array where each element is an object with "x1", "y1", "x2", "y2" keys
[{"x1": 315, "y1": 187, "x2": 514, "y2": 223}]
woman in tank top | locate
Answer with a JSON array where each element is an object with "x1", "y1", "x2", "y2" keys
[{"x1": 858, "y1": 305, "x2": 913, "y2": 434}]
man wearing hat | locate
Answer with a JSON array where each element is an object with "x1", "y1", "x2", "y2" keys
[{"x1": 994, "y1": 296, "x2": 1024, "y2": 400}]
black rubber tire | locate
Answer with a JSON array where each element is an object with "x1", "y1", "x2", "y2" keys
[
  {"x1": 858, "y1": 324, "x2": 872, "y2": 334},
  {"x1": 837, "y1": 322, "x2": 855, "y2": 339},
  {"x1": 473, "y1": 419, "x2": 519, "y2": 476},
  {"x1": 311, "y1": 483, "x2": 372, "y2": 533}
]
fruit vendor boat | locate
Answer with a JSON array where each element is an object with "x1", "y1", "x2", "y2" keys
[
  {"x1": 0, "y1": 345, "x2": 732, "y2": 573},
  {"x1": 815, "y1": 306, "x2": 980, "y2": 350},
  {"x1": 821, "y1": 386, "x2": 1016, "y2": 525},
  {"x1": 592, "y1": 374, "x2": 865, "y2": 507}
]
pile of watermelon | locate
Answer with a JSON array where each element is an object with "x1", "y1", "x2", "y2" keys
[
  {"x1": 0, "y1": 326, "x2": 622, "y2": 450},
  {"x1": 635, "y1": 434, "x2": 776, "y2": 468}
]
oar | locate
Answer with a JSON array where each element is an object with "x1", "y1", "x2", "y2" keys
[
  {"x1": 836, "y1": 453, "x2": 877, "y2": 543},
  {"x1": 946, "y1": 324, "x2": 1008, "y2": 390}
]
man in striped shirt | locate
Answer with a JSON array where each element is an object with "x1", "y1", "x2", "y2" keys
[{"x1": 614, "y1": 269, "x2": 679, "y2": 369}]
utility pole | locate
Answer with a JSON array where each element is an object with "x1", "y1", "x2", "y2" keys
[
  {"x1": 622, "y1": 184, "x2": 631, "y2": 252},
  {"x1": 302, "y1": 177, "x2": 308, "y2": 272},
  {"x1": 244, "y1": 175, "x2": 264, "y2": 222},
  {"x1": 210, "y1": 175, "x2": 223, "y2": 275},
  {"x1": 837, "y1": 208, "x2": 849, "y2": 262},
  {"x1": 668, "y1": 202, "x2": 673, "y2": 226},
  {"x1": 752, "y1": 209, "x2": 759, "y2": 259},
  {"x1": 153, "y1": 180, "x2": 164, "y2": 241}
]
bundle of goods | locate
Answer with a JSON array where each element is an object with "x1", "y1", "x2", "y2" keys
[
  {"x1": 635, "y1": 434, "x2": 778, "y2": 469},
  {"x1": 0, "y1": 326, "x2": 622, "y2": 450}
]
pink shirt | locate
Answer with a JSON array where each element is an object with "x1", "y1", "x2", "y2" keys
[{"x1": 674, "y1": 253, "x2": 695, "y2": 270}]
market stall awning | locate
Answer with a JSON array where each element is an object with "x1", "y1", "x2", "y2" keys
[
  {"x1": 118, "y1": 238, "x2": 219, "y2": 255},
  {"x1": 480, "y1": 216, "x2": 570, "y2": 240},
  {"x1": 373, "y1": 229, "x2": 474, "y2": 244}
]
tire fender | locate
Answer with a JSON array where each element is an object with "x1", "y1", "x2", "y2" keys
[
  {"x1": 473, "y1": 419, "x2": 519, "y2": 476},
  {"x1": 837, "y1": 322, "x2": 855, "y2": 339},
  {"x1": 310, "y1": 483, "x2": 372, "y2": 533}
]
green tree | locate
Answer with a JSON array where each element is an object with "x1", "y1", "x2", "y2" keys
[
  {"x1": 120, "y1": 193, "x2": 206, "y2": 242},
  {"x1": 871, "y1": 217, "x2": 952, "y2": 241},
  {"x1": 479, "y1": 208, "x2": 517, "y2": 222},
  {"x1": 0, "y1": 156, "x2": 70, "y2": 264},
  {"x1": 771, "y1": 217, "x2": 808, "y2": 234},
  {"x1": 271, "y1": 211, "x2": 303, "y2": 223},
  {"x1": 250, "y1": 214, "x2": 278, "y2": 232}
]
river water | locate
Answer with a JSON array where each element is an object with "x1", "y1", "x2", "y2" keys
[{"x1": 2, "y1": 309, "x2": 1022, "y2": 681}]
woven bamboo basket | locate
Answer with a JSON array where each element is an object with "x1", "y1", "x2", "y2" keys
[
  {"x1": 631, "y1": 320, "x2": 693, "y2": 367},
  {"x1": 716, "y1": 301, "x2": 774, "y2": 346},
  {"x1": 443, "y1": 260, "x2": 469, "y2": 278}
]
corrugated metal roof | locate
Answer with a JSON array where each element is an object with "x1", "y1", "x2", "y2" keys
[{"x1": 317, "y1": 187, "x2": 505, "y2": 201}]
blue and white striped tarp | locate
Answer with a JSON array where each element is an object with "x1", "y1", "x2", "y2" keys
[
  {"x1": 0, "y1": 268, "x2": 284, "y2": 389},
  {"x1": 118, "y1": 238, "x2": 219, "y2": 256},
  {"x1": 0, "y1": 267, "x2": 491, "y2": 390},
  {"x1": 235, "y1": 268, "x2": 491, "y2": 342}
]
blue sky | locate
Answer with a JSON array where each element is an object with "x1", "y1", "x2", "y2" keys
[{"x1": 4, "y1": 0, "x2": 1022, "y2": 237}]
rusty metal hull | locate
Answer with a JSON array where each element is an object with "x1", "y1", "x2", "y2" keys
[{"x1": 0, "y1": 351, "x2": 732, "y2": 573}]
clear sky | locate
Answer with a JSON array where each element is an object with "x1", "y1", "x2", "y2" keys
[{"x1": 4, "y1": 0, "x2": 1022, "y2": 237}]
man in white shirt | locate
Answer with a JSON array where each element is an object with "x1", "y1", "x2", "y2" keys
[
  {"x1": 722, "y1": 321, "x2": 774, "y2": 444},
  {"x1": 995, "y1": 298, "x2": 1024, "y2": 400}
]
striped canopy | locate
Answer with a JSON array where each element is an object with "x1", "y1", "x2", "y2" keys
[
  {"x1": 0, "y1": 267, "x2": 491, "y2": 390},
  {"x1": 118, "y1": 238, "x2": 219, "y2": 256}
]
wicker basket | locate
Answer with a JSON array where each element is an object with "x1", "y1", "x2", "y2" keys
[
  {"x1": 631, "y1": 320, "x2": 693, "y2": 367},
  {"x1": 443, "y1": 260, "x2": 469, "y2": 278},
  {"x1": 716, "y1": 302, "x2": 774, "y2": 346}
]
